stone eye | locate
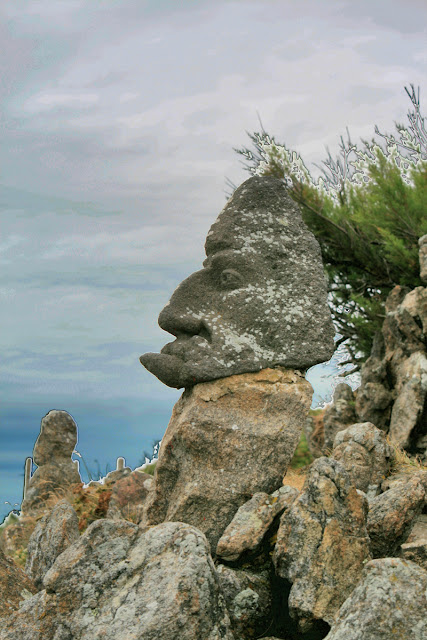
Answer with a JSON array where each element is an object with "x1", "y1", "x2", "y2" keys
[{"x1": 219, "y1": 269, "x2": 243, "y2": 289}]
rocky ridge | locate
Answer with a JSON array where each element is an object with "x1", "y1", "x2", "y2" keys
[{"x1": 0, "y1": 219, "x2": 426, "y2": 637}]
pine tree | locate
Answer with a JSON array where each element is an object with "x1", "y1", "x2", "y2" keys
[{"x1": 225, "y1": 85, "x2": 427, "y2": 375}]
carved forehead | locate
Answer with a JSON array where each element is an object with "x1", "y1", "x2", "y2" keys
[{"x1": 205, "y1": 176, "x2": 301, "y2": 257}]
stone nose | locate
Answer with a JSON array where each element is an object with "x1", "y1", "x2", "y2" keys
[
  {"x1": 158, "y1": 306, "x2": 212, "y2": 343},
  {"x1": 159, "y1": 307, "x2": 201, "y2": 335}
]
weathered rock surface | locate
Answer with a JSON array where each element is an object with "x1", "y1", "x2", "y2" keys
[
  {"x1": 33, "y1": 410, "x2": 77, "y2": 465},
  {"x1": 0, "y1": 547, "x2": 38, "y2": 618},
  {"x1": 0, "y1": 520, "x2": 234, "y2": 640},
  {"x1": 324, "y1": 558, "x2": 427, "y2": 640},
  {"x1": 331, "y1": 422, "x2": 394, "y2": 497},
  {"x1": 381, "y1": 467, "x2": 427, "y2": 495},
  {"x1": 140, "y1": 175, "x2": 335, "y2": 389},
  {"x1": 355, "y1": 280, "x2": 427, "y2": 458},
  {"x1": 25, "y1": 500, "x2": 80, "y2": 589},
  {"x1": 216, "y1": 485, "x2": 298, "y2": 562},
  {"x1": 0, "y1": 516, "x2": 37, "y2": 562},
  {"x1": 20, "y1": 410, "x2": 82, "y2": 518},
  {"x1": 106, "y1": 469, "x2": 153, "y2": 523},
  {"x1": 216, "y1": 564, "x2": 272, "y2": 639},
  {"x1": 141, "y1": 368, "x2": 313, "y2": 552},
  {"x1": 401, "y1": 513, "x2": 427, "y2": 570},
  {"x1": 273, "y1": 457, "x2": 371, "y2": 633},
  {"x1": 367, "y1": 475, "x2": 425, "y2": 557},
  {"x1": 355, "y1": 332, "x2": 393, "y2": 431},
  {"x1": 322, "y1": 383, "x2": 357, "y2": 452},
  {"x1": 388, "y1": 350, "x2": 427, "y2": 449}
]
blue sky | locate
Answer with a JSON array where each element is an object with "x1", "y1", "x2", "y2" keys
[{"x1": 1, "y1": 0, "x2": 426, "y2": 523}]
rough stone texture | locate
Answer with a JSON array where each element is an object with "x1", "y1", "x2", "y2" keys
[
  {"x1": 0, "y1": 520, "x2": 234, "y2": 640},
  {"x1": 331, "y1": 422, "x2": 394, "y2": 497},
  {"x1": 367, "y1": 475, "x2": 425, "y2": 558},
  {"x1": 25, "y1": 500, "x2": 80, "y2": 589},
  {"x1": 388, "y1": 350, "x2": 427, "y2": 448},
  {"x1": 216, "y1": 564, "x2": 273, "y2": 639},
  {"x1": 324, "y1": 558, "x2": 427, "y2": 640},
  {"x1": 216, "y1": 485, "x2": 298, "y2": 562},
  {"x1": 0, "y1": 547, "x2": 38, "y2": 618},
  {"x1": 20, "y1": 410, "x2": 82, "y2": 518},
  {"x1": 106, "y1": 469, "x2": 153, "y2": 523},
  {"x1": 382, "y1": 285, "x2": 426, "y2": 359},
  {"x1": 273, "y1": 457, "x2": 371, "y2": 633},
  {"x1": 0, "y1": 517, "x2": 38, "y2": 562},
  {"x1": 141, "y1": 368, "x2": 313, "y2": 552},
  {"x1": 322, "y1": 384, "x2": 357, "y2": 453},
  {"x1": 355, "y1": 333, "x2": 393, "y2": 431},
  {"x1": 355, "y1": 280, "x2": 427, "y2": 458},
  {"x1": 401, "y1": 513, "x2": 427, "y2": 570},
  {"x1": 381, "y1": 468, "x2": 427, "y2": 496},
  {"x1": 101, "y1": 465, "x2": 132, "y2": 486},
  {"x1": 419, "y1": 234, "x2": 427, "y2": 282},
  {"x1": 33, "y1": 410, "x2": 77, "y2": 465},
  {"x1": 140, "y1": 175, "x2": 335, "y2": 389}
]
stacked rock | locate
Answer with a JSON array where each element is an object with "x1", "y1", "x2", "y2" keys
[{"x1": 139, "y1": 175, "x2": 335, "y2": 549}]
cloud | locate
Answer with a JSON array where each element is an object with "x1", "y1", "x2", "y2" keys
[
  {"x1": 1, "y1": 0, "x2": 426, "y2": 412},
  {"x1": 28, "y1": 92, "x2": 99, "y2": 111}
]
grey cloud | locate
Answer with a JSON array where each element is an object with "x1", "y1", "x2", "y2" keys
[{"x1": 2, "y1": 0, "x2": 426, "y2": 415}]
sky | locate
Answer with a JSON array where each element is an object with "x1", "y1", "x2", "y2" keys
[{"x1": 1, "y1": 0, "x2": 426, "y2": 524}]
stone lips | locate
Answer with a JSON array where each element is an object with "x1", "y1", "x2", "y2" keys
[{"x1": 140, "y1": 175, "x2": 335, "y2": 389}]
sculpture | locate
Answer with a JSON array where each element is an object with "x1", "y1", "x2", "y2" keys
[{"x1": 140, "y1": 175, "x2": 335, "y2": 388}]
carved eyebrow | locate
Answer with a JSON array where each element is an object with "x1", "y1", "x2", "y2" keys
[
  {"x1": 205, "y1": 236, "x2": 233, "y2": 256},
  {"x1": 203, "y1": 250, "x2": 243, "y2": 268}
]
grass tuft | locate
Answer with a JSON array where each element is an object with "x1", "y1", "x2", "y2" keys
[{"x1": 386, "y1": 436, "x2": 427, "y2": 475}]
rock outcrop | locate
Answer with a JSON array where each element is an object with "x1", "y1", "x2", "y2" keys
[
  {"x1": 331, "y1": 422, "x2": 394, "y2": 497},
  {"x1": 216, "y1": 485, "x2": 298, "y2": 563},
  {"x1": 3, "y1": 190, "x2": 426, "y2": 638},
  {"x1": 106, "y1": 469, "x2": 153, "y2": 523},
  {"x1": 0, "y1": 547, "x2": 37, "y2": 618},
  {"x1": 20, "y1": 410, "x2": 82, "y2": 518},
  {"x1": 216, "y1": 564, "x2": 273, "y2": 639},
  {"x1": 366, "y1": 475, "x2": 425, "y2": 557},
  {"x1": 324, "y1": 558, "x2": 427, "y2": 640},
  {"x1": 355, "y1": 282, "x2": 427, "y2": 458},
  {"x1": 141, "y1": 367, "x2": 313, "y2": 552},
  {"x1": 273, "y1": 457, "x2": 371, "y2": 634},
  {"x1": 0, "y1": 520, "x2": 235, "y2": 640},
  {"x1": 1, "y1": 412, "x2": 425, "y2": 638},
  {"x1": 25, "y1": 499, "x2": 80, "y2": 589},
  {"x1": 400, "y1": 513, "x2": 427, "y2": 570},
  {"x1": 322, "y1": 383, "x2": 357, "y2": 453}
]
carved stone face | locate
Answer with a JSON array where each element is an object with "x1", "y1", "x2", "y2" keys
[
  {"x1": 140, "y1": 176, "x2": 335, "y2": 388},
  {"x1": 332, "y1": 422, "x2": 393, "y2": 494}
]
